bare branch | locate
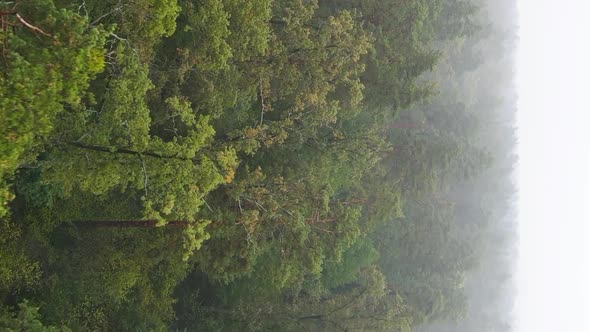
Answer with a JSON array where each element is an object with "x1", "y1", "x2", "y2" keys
[
  {"x1": 200, "y1": 195, "x2": 213, "y2": 212},
  {"x1": 109, "y1": 32, "x2": 127, "y2": 41},
  {"x1": 90, "y1": 0, "x2": 123, "y2": 26},
  {"x1": 15, "y1": 13, "x2": 51, "y2": 37},
  {"x1": 77, "y1": 0, "x2": 88, "y2": 18},
  {"x1": 137, "y1": 153, "x2": 149, "y2": 198},
  {"x1": 259, "y1": 77, "x2": 265, "y2": 126},
  {"x1": 239, "y1": 220, "x2": 254, "y2": 247}
]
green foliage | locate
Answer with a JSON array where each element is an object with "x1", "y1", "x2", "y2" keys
[
  {"x1": 0, "y1": 300, "x2": 70, "y2": 331},
  {"x1": 37, "y1": 227, "x2": 190, "y2": 331},
  {"x1": 77, "y1": 0, "x2": 180, "y2": 58},
  {"x1": 0, "y1": 0, "x2": 514, "y2": 331},
  {"x1": 0, "y1": 220, "x2": 40, "y2": 292},
  {"x1": 0, "y1": 0, "x2": 108, "y2": 217},
  {"x1": 223, "y1": 0, "x2": 272, "y2": 61},
  {"x1": 178, "y1": 0, "x2": 232, "y2": 71},
  {"x1": 43, "y1": 45, "x2": 236, "y2": 229},
  {"x1": 322, "y1": 237, "x2": 379, "y2": 289}
]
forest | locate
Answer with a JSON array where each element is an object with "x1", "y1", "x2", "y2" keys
[{"x1": 0, "y1": 0, "x2": 517, "y2": 331}]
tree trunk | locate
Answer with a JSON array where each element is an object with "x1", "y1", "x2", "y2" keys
[
  {"x1": 53, "y1": 140, "x2": 203, "y2": 163},
  {"x1": 73, "y1": 220, "x2": 191, "y2": 228}
]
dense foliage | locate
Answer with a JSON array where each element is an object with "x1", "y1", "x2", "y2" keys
[{"x1": 1, "y1": 0, "x2": 516, "y2": 331}]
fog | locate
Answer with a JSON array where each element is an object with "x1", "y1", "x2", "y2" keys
[{"x1": 419, "y1": 0, "x2": 519, "y2": 331}]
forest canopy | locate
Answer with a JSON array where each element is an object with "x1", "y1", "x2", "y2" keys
[{"x1": 0, "y1": 0, "x2": 516, "y2": 331}]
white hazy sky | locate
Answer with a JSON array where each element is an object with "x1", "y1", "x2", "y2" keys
[{"x1": 515, "y1": 0, "x2": 590, "y2": 331}]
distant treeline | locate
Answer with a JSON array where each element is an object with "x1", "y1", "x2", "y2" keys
[{"x1": 0, "y1": 0, "x2": 515, "y2": 331}]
